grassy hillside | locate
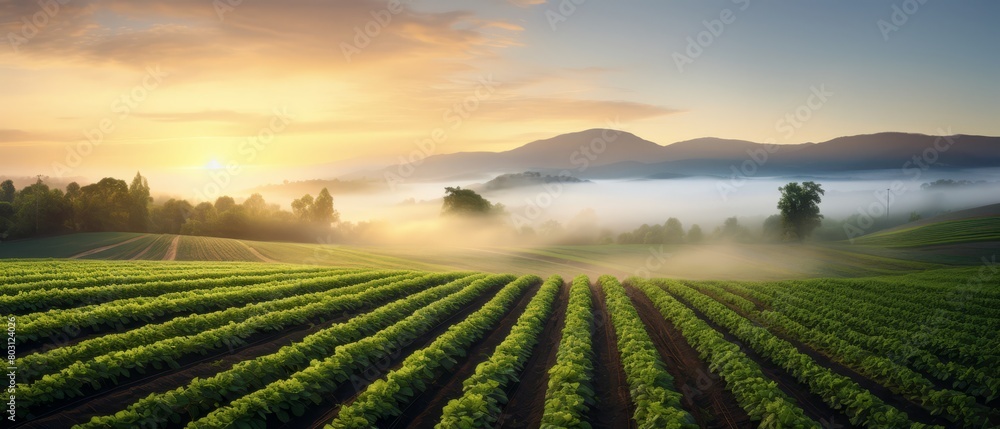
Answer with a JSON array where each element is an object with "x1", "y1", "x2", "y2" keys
[
  {"x1": 854, "y1": 216, "x2": 1000, "y2": 247},
  {"x1": 0, "y1": 232, "x2": 948, "y2": 280}
]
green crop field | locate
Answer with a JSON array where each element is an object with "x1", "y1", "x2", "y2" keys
[
  {"x1": 3, "y1": 260, "x2": 997, "y2": 429},
  {"x1": 853, "y1": 216, "x2": 1000, "y2": 248}
]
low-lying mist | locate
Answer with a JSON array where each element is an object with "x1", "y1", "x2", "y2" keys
[{"x1": 305, "y1": 168, "x2": 1000, "y2": 245}]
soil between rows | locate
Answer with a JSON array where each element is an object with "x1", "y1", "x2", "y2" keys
[
  {"x1": 586, "y1": 281, "x2": 635, "y2": 429},
  {"x1": 701, "y1": 283, "x2": 953, "y2": 427},
  {"x1": 284, "y1": 279, "x2": 510, "y2": 429},
  {"x1": 496, "y1": 280, "x2": 570, "y2": 429},
  {"x1": 392, "y1": 279, "x2": 543, "y2": 429},
  {"x1": 623, "y1": 282, "x2": 751, "y2": 428},
  {"x1": 16, "y1": 310, "x2": 357, "y2": 429},
  {"x1": 662, "y1": 284, "x2": 857, "y2": 428}
]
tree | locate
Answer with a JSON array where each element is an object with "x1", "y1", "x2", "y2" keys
[
  {"x1": 687, "y1": 224, "x2": 703, "y2": 243},
  {"x1": 664, "y1": 217, "x2": 684, "y2": 244},
  {"x1": 215, "y1": 196, "x2": 237, "y2": 213},
  {"x1": 762, "y1": 214, "x2": 784, "y2": 242},
  {"x1": 242, "y1": 193, "x2": 269, "y2": 218},
  {"x1": 151, "y1": 199, "x2": 193, "y2": 234},
  {"x1": 77, "y1": 178, "x2": 130, "y2": 231},
  {"x1": 539, "y1": 219, "x2": 563, "y2": 237},
  {"x1": 0, "y1": 180, "x2": 15, "y2": 203},
  {"x1": 291, "y1": 194, "x2": 314, "y2": 220},
  {"x1": 441, "y1": 187, "x2": 496, "y2": 216},
  {"x1": 310, "y1": 188, "x2": 339, "y2": 224},
  {"x1": 128, "y1": 172, "x2": 152, "y2": 232},
  {"x1": 777, "y1": 181, "x2": 825, "y2": 241},
  {"x1": 11, "y1": 179, "x2": 70, "y2": 237}
]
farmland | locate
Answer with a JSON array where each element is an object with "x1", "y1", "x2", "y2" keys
[{"x1": 3, "y1": 260, "x2": 997, "y2": 428}]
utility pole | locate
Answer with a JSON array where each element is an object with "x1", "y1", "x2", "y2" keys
[{"x1": 886, "y1": 187, "x2": 890, "y2": 222}]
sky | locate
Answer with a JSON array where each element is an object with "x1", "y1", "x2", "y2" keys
[{"x1": 1, "y1": 0, "x2": 999, "y2": 189}]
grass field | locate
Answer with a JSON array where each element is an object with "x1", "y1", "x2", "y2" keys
[
  {"x1": 0, "y1": 232, "x2": 956, "y2": 280},
  {"x1": 4, "y1": 260, "x2": 997, "y2": 429},
  {"x1": 853, "y1": 216, "x2": 1000, "y2": 247}
]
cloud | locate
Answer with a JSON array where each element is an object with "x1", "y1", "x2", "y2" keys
[
  {"x1": 0, "y1": 129, "x2": 68, "y2": 144},
  {"x1": 133, "y1": 110, "x2": 268, "y2": 124},
  {"x1": 505, "y1": 0, "x2": 547, "y2": 7},
  {"x1": 478, "y1": 98, "x2": 681, "y2": 123}
]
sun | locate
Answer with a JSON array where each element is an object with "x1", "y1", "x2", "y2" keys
[{"x1": 205, "y1": 159, "x2": 223, "y2": 170}]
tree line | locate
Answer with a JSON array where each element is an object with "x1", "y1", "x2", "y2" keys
[{"x1": 0, "y1": 173, "x2": 339, "y2": 242}]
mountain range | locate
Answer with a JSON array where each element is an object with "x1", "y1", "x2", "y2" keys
[{"x1": 343, "y1": 130, "x2": 1000, "y2": 181}]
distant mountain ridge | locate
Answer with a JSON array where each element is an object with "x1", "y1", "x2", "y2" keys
[{"x1": 344, "y1": 129, "x2": 1000, "y2": 181}]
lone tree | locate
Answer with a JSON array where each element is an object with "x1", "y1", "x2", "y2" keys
[
  {"x1": 442, "y1": 187, "x2": 501, "y2": 216},
  {"x1": 777, "y1": 181, "x2": 825, "y2": 241}
]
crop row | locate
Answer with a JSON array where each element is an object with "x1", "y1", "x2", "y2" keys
[
  {"x1": 436, "y1": 275, "x2": 562, "y2": 428},
  {"x1": 18, "y1": 270, "x2": 406, "y2": 341},
  {"x1": 631, "y1": 278, "x2": 818, "y2": 428},
  {"x1": 2, "y1": 268, "x2": 356, "y2": 313},
  {"x1": 328, "y1": 274, "x2": 541, "y2": 428},
  {"x1": 599, "y1": 275, "x2": 695, "y2": 428},
  {"x1": 19, "y1": 273, "x2": 420, "y2": 379},
  {"x1": 696, "y1": 282, "x2": 991, "y2": 426},
  {"x1": 183, "y1": 274, "x2": 517, "y2": 428},
  {"x1": 20, "y1": 272, "x2": 453, "y2": 409},
  {"x1": 78, "y1": 273, "x2": 488, "y2": 428},
  {"x1": 714, "y1": 281, "x2": 998, "y2": 401},
  {"x1": 540, "y1": 275, "x2": 596, "y2": 428},
  {"x1": 658, "y1": 280, "x2": 924, "y2": 428}
]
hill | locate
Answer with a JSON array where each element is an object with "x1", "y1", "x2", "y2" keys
[
  {"x1": 0, "y1": 232, "x2": 945, "y2": 279},
  {"x1": 356, "y1": 130, "x2": 1000, "y2": 181},
  {"x1": 854, "y1": 203, "x2": 1000, "y2": 247}
]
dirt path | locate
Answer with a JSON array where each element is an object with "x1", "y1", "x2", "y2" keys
[
  {"x1": 128, "y1": 235, "x2": 165, "y2": 260},
  {"x1": 396, "y1": 281, "x2": 542, "y2": 429},
  {"x1": 624, "y1": 283, "x2": 750, "y2": 428},
  {"x1": 498, "y1": 281, "x2": 569, "y2": 429},
  {"x1": 163, "y1": 235, "x2": 180, "y2": 261},
  {"x1": 240, "y1": 241, "x2": 279, "y2": 263},
  {"x1": 69, "y1": 235, "x2": 148, "y2": 259},
  {"x1": 587, "y1": 281, "x2": 635, "y2": 429}
]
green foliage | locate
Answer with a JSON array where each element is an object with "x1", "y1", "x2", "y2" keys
[
  {"x1": 599, "y1": 275, "x2": 696, "y2": 429},
  {"x1": 328, "y1": 275, "x2": 539, "y2": 428},
  {"x1": 853, "y1": 217, "x2": 1000, "y2": 247},
  {"x1": 442, "y1": 186, "x2": 502, "y2": 216},
  {"x1": 128, "y1": 172, "x2": 152, "y2": 232},
  {"x1": 183, "y1": 274, "x2": 515, "y2": 429},
  {"x1": 437, "y1": 275, "x2": 562, "y2": 428},
  {"x1": 686, "y1": 224, "x2": 703, "y2": 243},
  {"x1": 777, "y1": 181, "x2": 825, "y2": 241},
  {"x1": 0, "y1": 179, "x2": 15, "y2": 203},
  {"x1": 632, "y1": 278, "x2": 818, "y2": 428},
  {"x1": 75, "y1": 273, "x2": 479, "y2": 429},
  {"x1": 541, "y1": 275, "x2": 595, "y2": 428}
]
